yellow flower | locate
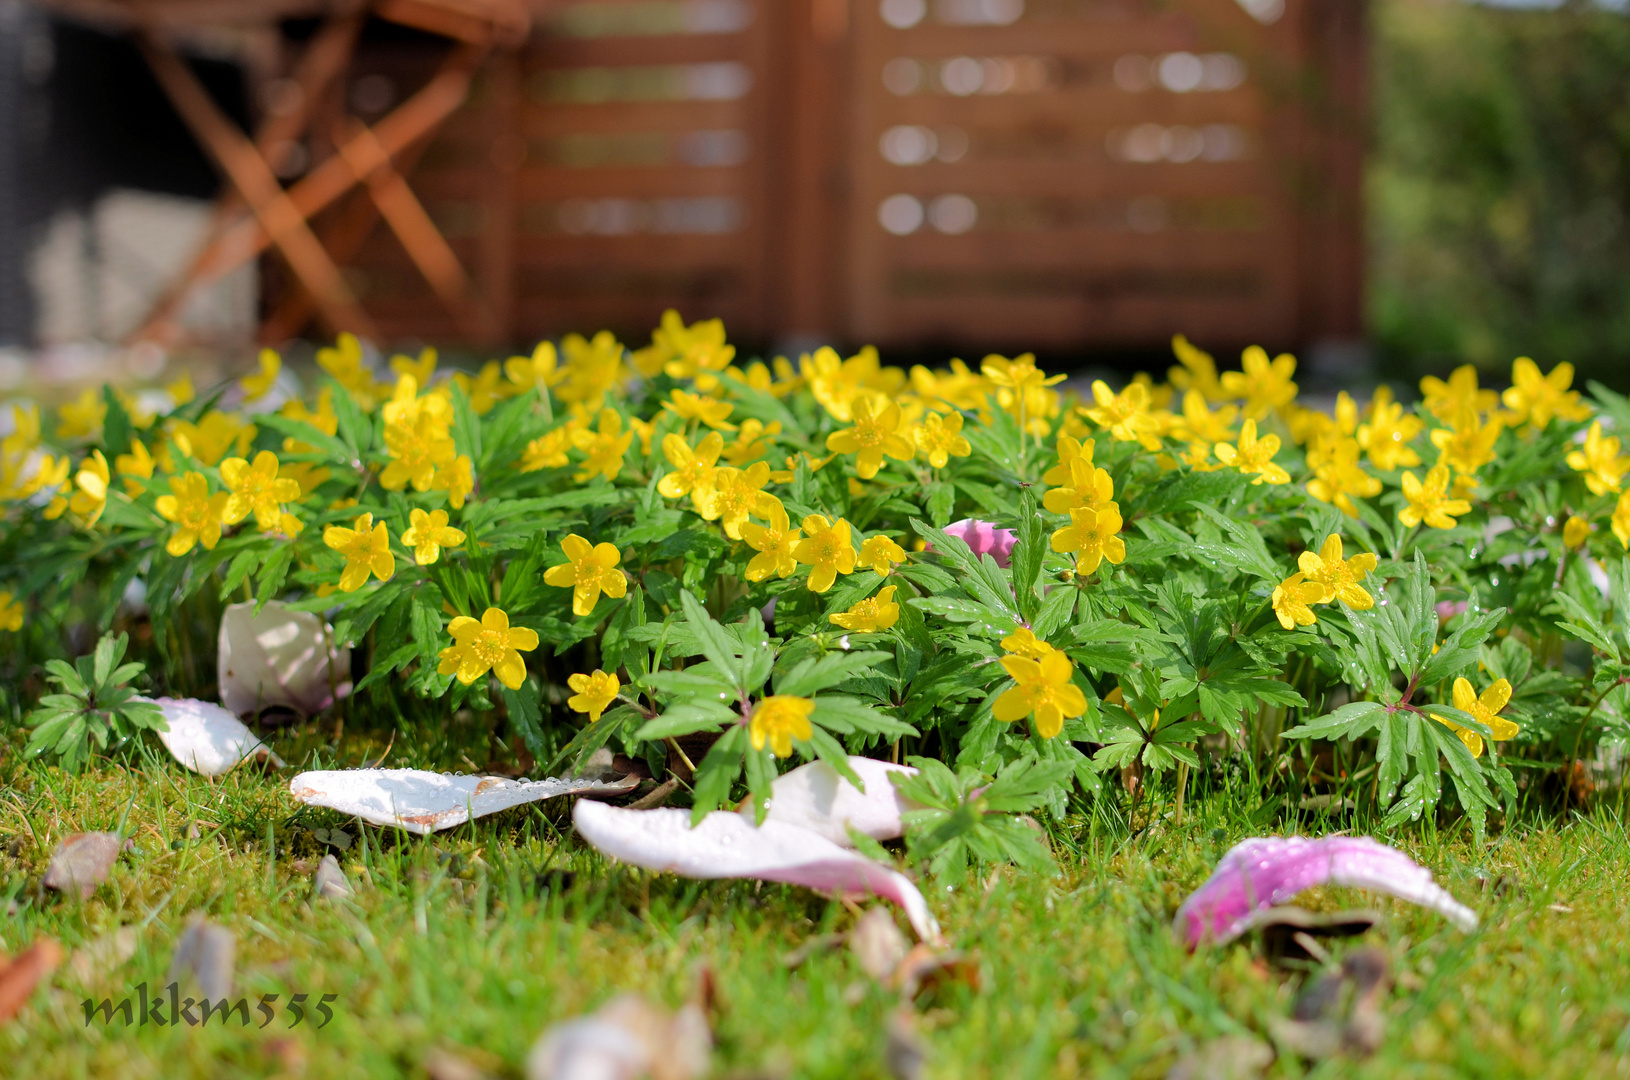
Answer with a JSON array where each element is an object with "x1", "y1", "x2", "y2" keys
[
  {"x1": 381, "y1": 412, "x2": 457, "y2": 492},
  {"x1": 56, "y1": 388, "x2": 106, "y2": 441},
  {"x1": 114, "y1": 439, "x2": 154, "y2": 494},
  {"x1": 741, "y1": 503, "x2": 802, "y2": 581},
  {"x1": 556, "y1": 330, "x2": 627, "y2": 407},
  {"x1": 37, "y1": 455, "x2": 71, "y2": 517},
  {"x1": 803, "y1": 345, "x2": 905, "y2": 421},
  {"x1": 826, "y1": 396, "x2": 914, "y2": 479},
  {"x1": 983, "y1": 353, "x2": 1065, "y2": 435},
  {"x1": 662, "y1": 388, "x2": 736, "y2": 431},
  {"x1": 1043, "y1": 456, "x2": 1115, "y2": 516},
  {"x1": 1084, "y1": 380, "x2": 1162, "y2": 450},
  {"x1": 748, "y1": 694, "x2": 815, "y2": 757},
  {"x1": 571, "y1": 408, "x2": 634, "y2": 483},
  {"x1": 1399, "y1": 464, "x2": 1472, "y2": 530},
  {"x1": 696, "y1": 462, "x2": 778, "y2": 539},
  {"x1": 402, "y1": 508, "x2": 466, "y2": 565},
  {"x1": 1564, "y1": 516, "x2": 1591, "y2": 549},
  {"x1": 505, "y1": 341, "x2": 563, "y2": 396},
  {"x1": 1420, "y1": 365, "x2": 1498, "y2": 422},
  {"x1": 1306, "y1": 435, "x2": 1380, "y2": 518},
  {"x1": 1356, "y1": 389, "x2": 1423, "y2": 472},
  {"x1": 220, "y1": 450, "x2": 302, "y2": 531},
  {"x1": 382, "y1": 372, "x2": 452, "y2": 432},
  {"x1": 1502, "y1": 357, "x2": 1590, "y2": 432},
  {"x1": 1616, "y1": 490, "x2": 1630, "y2": 549},
  {"x1": 154, "y1": 471, "x2": 228, "y2": 556},
  {"x1": 1000, "y1": 627, "x2": 1057, "y2": 659},
  {"x1": 0, "y1": 591, "x2": 21, "y2": 631},
  {"x1": 317, "y1": 332, "x2": 387, "y2": 411},
  {"x1": 1220, "y1": 345, "x2": 1298, "y2": 419},
  {"x1": 1041, "y1": 435, "x2": 1094, "y2": 487},
  {"x1": 437, "y1": 607, "x2": 539, "y2": 690},
  {"x1": 520, "y1": 426, "x2": 575, "y2": 472},
  {"x1": 1169, "y1": 334, "x2": 1229, "y2": 402},
  {"x1": 67, "y1": 451, "x2": 110, "y2": 525},
  {"x1": 1172, "y1": 389, "x2": 1238, "y2": 446},
  {"x1": 544, "y1": 534, "x2": 628, "y2": 616},
  {"x1": 1430, "y1": 406, "x2": 1503, "y2": 478},
  {"x1": 1297, "y1": 534, "x2": 1378, "y2": 609},
  {"x1": 453, "y1": 360, "x2": 517, "y2": 414},
  {"x1": 722, "y1": 419, "x2": 782, "y2": 466},
  {"x1": 167, "y1": 373, "x2": 196, "y2": 407},
  {"x1": 241, "y1": 349, "x2": 282, "y2": 401},
  {"x1": 913, "y1": 411, "x2": 971, "y2": 467},
  {"x1": 169, "y1": 410, "x2": 255, "y2": 466},
  {"x1": 390, "y1": 346, "x2": 437, "y2": 386},
  {"x1": 567, "y1": 670, "x2": 621, "y2": 722},
  {"x1": 1050, "y1": 504, "x2": 1126, "y2": 575},
  {"x1": 793, "y1": 514, "x2": 857, "y2": 593},
  {"x1": 323, "y1": 513, "x2": 396, "y2": 592},
  {"x1": 659, "y1": 430, "x2": 724, "y2": 505},
  {"x1": 1443, "y1": 677, "x2": 1518, "y2": 758},
  {"x1": 1566, "y1": 420, "x2": 1630, "y2": 496},
  {"x1": 830, "y1": 585, "x2": 900, "y2": 633},
  {"x1": 1213, "y1": 419, "x2": 1289, "y2": 484},
  {"x1": 908, "y1": 358, "x2": 986, "y2": 414},
  {"x1": 858, "y1": 534, "x2": 907, "y2": 576},
  {"x1": 1271, "y1": 572, "x2": 1323, "y2": 630},
  {"x1": 993, "y1": 651, "x2": 1086, "y2": 739},
  {"x1": 648, "y1": 310, "x2": 735, "y2": 391},
  {"x1": 432, "y1": 454, "x2": 475, "y2": 509}
]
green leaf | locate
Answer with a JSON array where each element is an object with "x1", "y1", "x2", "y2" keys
[
  {"x1": 1282, "y1": 700, "x2": 1386, "y2": 740},
  {"x1": 1010, "y1": 489, "x2": 1044, "y2": 621},
  {"x1": 776, "y1": 650, "x2": 891, "y2": 697},
  {"x1": 636, "y1": 700, "x2": 737, "y2": 740},
  {"x1": 678, "y1": 590, "x2": 743, "y2": 687}
]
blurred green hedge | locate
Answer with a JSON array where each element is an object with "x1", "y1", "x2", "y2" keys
[{"x1": 1372, "y1": 0, "x2": 1630, "y2": 386}]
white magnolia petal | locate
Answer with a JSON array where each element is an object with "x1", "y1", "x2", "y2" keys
[
  {"x1": 219, "y1": 600, "x2": 352, "y2": 717},
  {"x1": 146, "y1": 696, "x2": 283, "y2": 776},
  {"x1": 290, "y1": 768, "x2": 639, "y2": 835},
  {"x1": 1174, "y1": 835, "x2": 1479, "y2": 948},
  {"x1": 574, "y1": 800, "x2": 941, "y2": 942},
  {"x1": 741, "y1": 756, "x2": 918, "y2": 846}
]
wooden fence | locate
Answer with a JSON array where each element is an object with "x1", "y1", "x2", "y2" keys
[{"x1": 327, "y1": 0, "x2": 1365, "y2": 352}]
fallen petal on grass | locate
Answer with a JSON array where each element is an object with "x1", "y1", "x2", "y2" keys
[
  {"x1": 1268, "y1": 946, "x2": 1390, "y2": 1060},
  {"x1": 219, "y1": 600, "x2": 352, "y2": 718},
  {"x1": 289, "y1": 769, "x2": 640, "y2": 835},
  {"x1": 67, "y1": 927, "x2": 138, "y2": 988},
  {"x1": 313, "y1": 854, "x2": 353, "y2": 900},
  {"x1": 146, "y1": 697, "x2": 284, "y2": 776},
  {"x1": 574, "y1": 801, "x2": 941, "y2": 942},
  {"x1": 1166, "y1": 1034, "x2": 1274, "y2": 1080},
  {"x1": 526, "y1": 994, "x2": 711, "y2": 1080},
  {"x1": 0, "y1": 938, "x2": 64, "y2": 1024},
  {"x1": 1175, "y1": 836, "x2": 1478, "y2": 949},
  {"x1": 742, "y1": 756, "x2": 918, "y2": 846},
  {"x1": 167, "y1": 915, "x2": 236, "y2": 1001},
  {"x1": 850, "y1": 906, "x2": 909, "y2": 980},
  {"x1": 42, "y1": 832, "x2": 128, "y2": 900}
]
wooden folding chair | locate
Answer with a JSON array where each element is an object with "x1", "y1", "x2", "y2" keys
[{"x1": 36, "y1": 0, "x2": 528, "y2": 347}]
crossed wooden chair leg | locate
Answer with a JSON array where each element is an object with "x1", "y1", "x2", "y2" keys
[{"x1": 130, "y1": 24, "x2": 496, "y2": 349}]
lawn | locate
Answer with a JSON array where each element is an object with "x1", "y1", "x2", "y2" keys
[{"x1": 3, "y1": 724, "x2": 1627, "y2": 1080}]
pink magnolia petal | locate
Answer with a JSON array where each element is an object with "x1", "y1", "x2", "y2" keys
[
  {"x1": 939, "y1": 519, "x2": 1018, "y2": 569},
  {"x1": 741, "y1": 756, "x2": 918, "y2": 846},
  {"x1": 574, "y1": 801, "x2": 941, "y2": 942},
  {"x1": 219, "y1": 601, "x2": 352, "y2": 717},
  {"x1": 1175, "y1": 835, "x2": 1479, "y2": 949},
  {"x1": 290, "y1": 768, "x2": 639, "y2": 835},
  {"x1": 144, "y1": 696, "x2": 283, "y2": 776}
]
